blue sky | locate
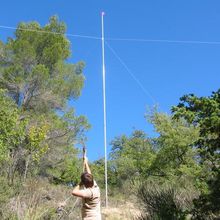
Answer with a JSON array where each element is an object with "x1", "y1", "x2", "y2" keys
[{"x1": 1, "y1": 1, "x2": 220, "y2": 160}]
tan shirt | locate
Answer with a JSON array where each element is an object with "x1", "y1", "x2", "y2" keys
[{"x1": 81, "y1": 182, "x2": 101, "y2": 220}]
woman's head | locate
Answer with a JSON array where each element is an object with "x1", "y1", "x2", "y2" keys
[{"x1": 81, "y1": 172, "x2": 94, "y2": 188}]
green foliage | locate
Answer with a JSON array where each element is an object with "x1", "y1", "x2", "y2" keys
[
  {"x1": 172, "y1": 90, "x2": 220, "y2": 167},
  {"x1": 109, "y1": 111, "x2": 201, "y2": 190},
  {"x1": 47, "y1": 145, "x2": 82, "y2": 185},
  {"x1": 110, "y1": 130, "x2": 156, "y2": 187},
  {"x1": 147, "y1": 112, "x2": 201, "y2": 184},
  {"x1": 91, "y1": 158, "x2": 120, "y2": 191},
  {"x1": 0, "y1": 15, "x2": 85, "y2": 112},
  {"x1": 0, "y1": 16, "x2": 90, "y2": 187},
  {"x1": 0, "y1": 89, "x2": 52, "y2": 183},
  {"x1": 138, "y1": 182, "x2": 198, "y2": 220},
  {"x1": 106, "y1": 107, "x2": 211, "y2": 217},
  {"x1": 0, "y1": 89, "x2": 26, "y2": 167},
  {"x1": 192, "y1": 172, "x2": 220, "y2": 219},
  {"x1": 0, "y1": 176, "x2": 18, "y2": 207},
  {"x1": 0, "y1": 15, "x2": 90, "y2": 219},
  {"x1": 91, "y1": 158, "x2": 106, "y2": 188},
  {"x1": 27, "y1": 123, "x2": 49, "y2": 162},
  {"x1": 172, "y1": 90, "x2": 220, "y2": 217},
  {"x1": 39, "y1": 108, "x2": 90, "y2": 183},
  {"x1": 2, "y1": 15, "x2": 219, "y2": 219}
]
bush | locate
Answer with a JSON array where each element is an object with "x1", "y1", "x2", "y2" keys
[
  {"x1": 191, "y1": 172, "x2": 220, "y2": 219},
  {"x1": 137, "y1": 182, "x2": 198, "y2": 220},
  {"x1": 0, "y1": 177, "x2": 22, "y2": 219},
  {"x1": 0, "y1": 177, "x2": 81, "y2": 220}
]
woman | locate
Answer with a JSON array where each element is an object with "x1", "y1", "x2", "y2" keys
[{"x1": 72, "y1": 157, "x2": 101, "y2": 220}]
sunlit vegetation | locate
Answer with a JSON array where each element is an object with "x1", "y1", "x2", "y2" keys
[{"x1": 0, "y1": 16, "x2": 219, "y2": 219}]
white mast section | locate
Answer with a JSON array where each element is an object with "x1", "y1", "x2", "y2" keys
[{"x1": 101, "y1": 11, "x2": 108, "y2": 207}]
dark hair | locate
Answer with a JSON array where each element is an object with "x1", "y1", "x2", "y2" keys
[{"x1": 81, "y1": 172, "x2": 94, "y2": 188}]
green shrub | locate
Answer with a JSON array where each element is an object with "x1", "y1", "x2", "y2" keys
[{"x1": 137, "y1": 182, "x2": 198, "y2": 220}]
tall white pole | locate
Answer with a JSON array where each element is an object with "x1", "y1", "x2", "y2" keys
[{"x1": 101, "y1": 11, "x2": 108, "y2": 207}]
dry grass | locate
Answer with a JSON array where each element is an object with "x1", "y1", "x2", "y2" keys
[
  {"x1": 1, "y1": 178, "x2": 141, "y2": 220},
  {"x1": 101, "y1": 197, "x2": 143, "y2": 220},
  {"x1": 2, "y1": 178, "x2": 82, "y2": 219}
]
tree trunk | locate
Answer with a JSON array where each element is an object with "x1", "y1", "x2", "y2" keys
[{"x1": 24, "y1": 154, "x2": 30, "y2": 181}]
